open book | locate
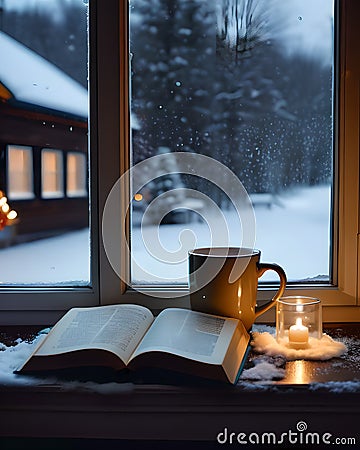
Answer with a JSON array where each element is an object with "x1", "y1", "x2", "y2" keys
[{"x1": 17, "y1": 305, "x2": 250, "y2": 384}]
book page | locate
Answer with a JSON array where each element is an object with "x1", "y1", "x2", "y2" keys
[
  {"x1": 35, "y1": 304, "x2": 154, "y2": 365},
  {"x1": 129, "y1": 308, "x2": 239, "y2": 365}
]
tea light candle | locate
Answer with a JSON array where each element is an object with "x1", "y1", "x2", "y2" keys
[
  {"x1": 288, "y1": 317, "x2": 309, "y2": 349},
  {"x1": 277, "y1": 297, "x2": 322, "y2": 353}
]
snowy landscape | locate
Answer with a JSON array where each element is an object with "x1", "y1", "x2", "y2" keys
[
  {"x1": 0, "y1": 1, "x2": 333, "y2": 287},
  {"x1": 0, "y1": 184, "x2": 330, "y2": 286},
  {"x1": 132, "y1": 184, "x2": 331, "y2": 285}
]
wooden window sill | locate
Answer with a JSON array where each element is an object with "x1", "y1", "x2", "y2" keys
[{"x1": 0, "y1": 324, "x2": 359, "y2": 444}]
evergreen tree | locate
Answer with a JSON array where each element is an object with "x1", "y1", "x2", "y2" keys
[{"x1": 131, "y1": 0, "x2": 215, "y2": 158}]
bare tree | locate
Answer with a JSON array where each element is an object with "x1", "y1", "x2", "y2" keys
[{"x1": 217, "y1": 0, "x2": 269, "y2": 60}]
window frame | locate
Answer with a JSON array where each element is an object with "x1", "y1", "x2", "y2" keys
[
  {"x1": 113, "y1": 0, "x2": 360, "y2": 321},
  {"x1": 0, "y1": 0, "x2": 359, "y2": 325},
  {"x1": 0, "y1": 0, "x2": 101, "y2": 324}
]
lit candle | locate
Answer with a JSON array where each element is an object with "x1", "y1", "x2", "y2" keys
[{"x1": 288, "y1": 317, "x2": 309, "y2": 349}]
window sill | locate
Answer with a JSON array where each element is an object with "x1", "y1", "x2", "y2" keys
[{"x1": 0, "y1": 324, "x2": 359, "y2": 444}]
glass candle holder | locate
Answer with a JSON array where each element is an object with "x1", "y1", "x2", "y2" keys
[{"x1": 276, "y1": 296, "x2": 322, "y2": 349}]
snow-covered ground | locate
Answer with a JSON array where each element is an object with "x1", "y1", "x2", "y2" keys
[
  {"x1": 0, "y1": 185, "x2": 330, "y2": 286},
  {"x1": 0, "y1": 229, "x2": 90, "y2": 285},
  {"x1": 131, "y1": 184, "x2": 331, "y2": 284}
]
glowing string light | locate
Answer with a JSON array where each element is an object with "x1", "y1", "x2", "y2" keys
[{"x1": 0, "y1": 191, "x2": 18, "y2": 231}]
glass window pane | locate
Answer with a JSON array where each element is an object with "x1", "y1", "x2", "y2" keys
[
  {"x1": 41, "y1": 149, "x2": 64, "y2": 198},
  {"x1": 67, "y1": 152, "x2": 87, "y2": 197},
  {"x1": 129, "y1": 0, "x2": 334, "y2": 285},
  {"x1": 7, "y1": 145, "x2": 34, "y2": 200},
  {"x1": 0, "y1": 0, "x2": 90, "y2": 286}
]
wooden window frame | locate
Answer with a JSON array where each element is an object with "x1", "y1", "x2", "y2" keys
[{"x1": 1, "y1": 0, "x2": 359, "y2": 325}]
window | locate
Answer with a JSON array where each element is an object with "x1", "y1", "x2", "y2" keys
[
  {"x1": 1, "y1": 0, "x2": 359, "y2": 325},
  {"x1": 67, "y1": 152, "x2": 87, "y2": 197},
  {"x1": 41, "y1": 149, "x2": 64, "y2": 199},
  {"x1": 0, "y1": 0, "x2": 94, "y2": 317},
  {"x1": 7, "y1": 145, "x2": 34, "y2": 200},
  {"x1": 128, "y1": 0, "x2": 334, "y2": 287},
  {"x1": 117, "y1": 0, "x2": 359, "y2": 314}
]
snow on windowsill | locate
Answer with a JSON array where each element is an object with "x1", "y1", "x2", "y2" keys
[
  {"x1": 250, "y1": 330, "x2": 347, "y2": 361},
  {"x1": 0, "y1": 331, "x2": 134, "y2": 394},
  {"x1": 237, "y1": 324, "x2": 360, "y2": 392},
  {"x1": 0, "y1": 325, "x2": 359, "y2": 394}
]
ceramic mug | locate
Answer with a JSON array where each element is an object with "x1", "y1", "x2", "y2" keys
[{"x1": 188, "y1": 247, "x2": 287, "y2": 330}]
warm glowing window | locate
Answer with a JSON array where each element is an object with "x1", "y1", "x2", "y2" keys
[
  {"x1": 41, "y1": 149, "x2": 64, "y2": 198},
  {"x1": 67, "y1": 152, "x2": 87, "y2": 197},
  {"x1": 7, "y1": 145, "x2": 34, "y2": 200}
]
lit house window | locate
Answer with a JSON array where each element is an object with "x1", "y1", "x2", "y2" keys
[
  {"x1": 41, "y1": 149, "x2": 64, "y2": 199},
  {"x1": 7, "y1": 145, "x2": 34, "y2": 200},
  {"x1": 67, "y1": 152, "x2": 87, "y2": 197}
]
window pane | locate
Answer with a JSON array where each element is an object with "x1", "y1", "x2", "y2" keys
[
  {"x1": 67, "y1": 152, "x2": 87, "y2": 197},
  {"x1": 41, "y1": 149, "x2": 64, "y2": 198},
  {"x1": 7, "y1": 145, "x2": 34, "y2": 200},
  {"x1": 0, "y1": 0, "x2": 90, "y2": 286},
  {"x1": 129, "y1": 0, "x2": 334, "y2": 285}
]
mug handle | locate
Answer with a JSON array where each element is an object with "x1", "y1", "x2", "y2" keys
[{"x1": 254, "y1": 263, "x2": 287, "y2": 319}]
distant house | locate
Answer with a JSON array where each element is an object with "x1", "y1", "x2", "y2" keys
[{"x1": 0, "y1": 31, "x2": 89, "y2": 242}]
